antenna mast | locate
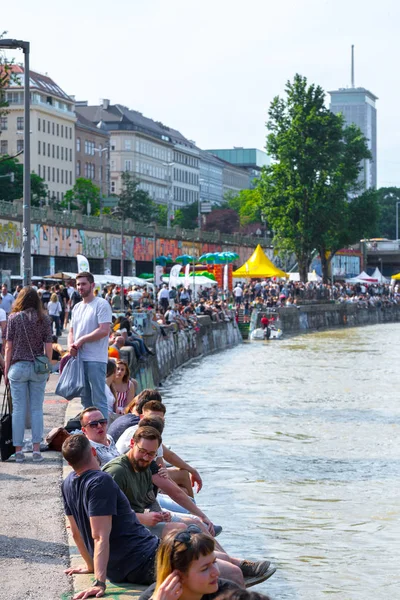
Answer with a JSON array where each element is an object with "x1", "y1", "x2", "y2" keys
[{"x1": 351, "y1": 45, "x2": 355, "y2": 88}]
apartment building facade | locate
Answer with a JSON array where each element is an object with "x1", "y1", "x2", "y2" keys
[
  {"x1": 0, "y1": 66, "x2": 76, "y2": 202},
  {"x1": 75, "y1": 114, "x2": 110, "y2": 196},
  {"x1": 199, "y1": 150, "x2": 224, "y2": 205},
  {"x1": 75, "y1": 100, "x2": 199, "y2": 217}
]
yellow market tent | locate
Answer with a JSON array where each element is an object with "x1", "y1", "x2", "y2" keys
[
  {"x1": 232, "y1": 244, "x2": 288, "y2": 279},
  {"x1": 391, "y1": 273, "x2": 400, "y2": 280}
]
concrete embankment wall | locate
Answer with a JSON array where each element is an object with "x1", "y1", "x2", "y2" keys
[
  {"x1": 120, "y1": 316, "x2": 242, "y2": 390},
  {"x1": 276, "y1": 303, "x2": 400, "y2": 335}
]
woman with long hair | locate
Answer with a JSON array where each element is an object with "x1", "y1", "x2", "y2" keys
[
  {"x1": 47, "y1": 292, "x2": 62, "y2": 336},
  {"x1": 113, "y1": 359, "x2": 138, "y2": 414},
  {"x1": 4, "y1": 286, "x2": 53, "y2": 463}
]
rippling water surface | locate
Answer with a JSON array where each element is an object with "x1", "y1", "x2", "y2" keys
[{"x1": 162, "y1": 323, "x2": 400, "y2": 600}]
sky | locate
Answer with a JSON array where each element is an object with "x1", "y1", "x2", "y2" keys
[{"x1": 2, "y1": 0, "x2": 400, "y2": 187}]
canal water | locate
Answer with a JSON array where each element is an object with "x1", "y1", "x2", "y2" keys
[{"x1": 162, "y1": 323, "x2": 400, "y2": 600}]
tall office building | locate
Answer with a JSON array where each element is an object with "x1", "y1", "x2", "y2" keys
[{"x1": 329, "y1": 48, "x2": 378, "y2": 189}]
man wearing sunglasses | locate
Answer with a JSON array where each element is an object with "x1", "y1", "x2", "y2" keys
[{"x1": 80, "y1": 407, "x2": 119, "y2": 467}]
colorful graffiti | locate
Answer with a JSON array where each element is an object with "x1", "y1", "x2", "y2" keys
[
  {"x1": 0, "y1": 219, "x2": 258, "y2": 267},
  {"x1": 0, "y1": 221, "x2": 21, "y2": 252}
]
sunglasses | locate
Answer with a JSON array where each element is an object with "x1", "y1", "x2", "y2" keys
[
  {"x1": 84, "y1": 419, "x2": 107, "y2": 429},
  {"x1": 173, "y1": 524, "x2": 202, "y2": 547}
]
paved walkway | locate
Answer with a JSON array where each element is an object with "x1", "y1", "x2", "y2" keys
[{"x1": 1, "y1": 368, "x2": 144, "y2": 600}]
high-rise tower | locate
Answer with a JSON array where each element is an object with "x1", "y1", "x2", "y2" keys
[{"x1": 329, "y1": 46, "x2": 378, "y2": 189}]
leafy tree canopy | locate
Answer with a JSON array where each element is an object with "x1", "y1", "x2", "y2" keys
[
  {"x1": 62, "y1": 178, "x2": 101, "y2": 215},
  {"x1": 117, "y1": 172, "x2": 157, "y2": 223},
  {"x1": 374, "y1": 187, "x2": 400, "y2": 239},
  {"x1": 0, "y1": 155, "x2": 47, "y2": 206},
  {"x1": 224, "y1": 188, "x2": 264, "y2": 227},
  {"x1": 173, "y1": 201, "x2": 199, "y2": 229},
  {"x1": 258, "y1": 73, "x2": 377, "y2": 281}
]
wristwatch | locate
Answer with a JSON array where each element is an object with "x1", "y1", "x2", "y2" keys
[{"x1": 94, "y1": 579, "x2": 106, "y2": 590}]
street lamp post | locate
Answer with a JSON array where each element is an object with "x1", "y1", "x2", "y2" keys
[
  {"x1": 162, "y1": 161, "x2": 174, "y2": 228},
  {"x1": 396, "y1": 201, "x2": 400, "y2": 241},
  {"x1": 0, "y1": 38, "x2": 30, "y2": 285},
  {"x1": 94, "y1": 146, "x2": 108, "y2": 215},
  {"x1": 112, "y1": 207, "x2": 124, "y2": 311}
]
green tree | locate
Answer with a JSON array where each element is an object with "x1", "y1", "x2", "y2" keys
[
  {"x1": 63, "y1": 178, "x2": 101, "y2": 215},
  {"x1": 0, "y1": 155, "x2": 47, "y2": 205},
  {"x1": 374, "y1": 187, "x2": 400, "y2": 239},
  {"x1": 226, "y1": 188, "x2": 264, "y2": 226},
  {"x1": 154, "y1": 203, "x2": 168, "y2": 226},
  {"x1": 173, "y1": 201, "x2": 199, "y2": 229},
  {"x1": 117, "y1": 171, "x2": 155, "y2": 222},
  {"x1": 259, "y1": 74, "x2": 372, "y2": 282}
]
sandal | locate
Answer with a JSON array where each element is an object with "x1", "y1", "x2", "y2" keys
[
  {"x1": 32, "y1": 452, "x2": 44, "y2": 463},
  {"x1": 15, "y1": 452, "x2": 25, "y2": 463}
]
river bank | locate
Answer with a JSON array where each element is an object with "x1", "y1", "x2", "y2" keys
[{"x1": 264, "y1": 302, "x2": 400, "y2": 336}]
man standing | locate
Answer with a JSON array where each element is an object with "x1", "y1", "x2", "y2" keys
[
  {"x1": 68, "y1": 272, "x2": 112, "y2": 420},
  {"x1": 233, "y1": 283, "x2": 243, "y2": 306},
  {"x1": 1, "y1": 284, "x2": 15, "y2": 316},
  {"x1": 157, "y1": 284, "x2": 170, "y2": 311}
]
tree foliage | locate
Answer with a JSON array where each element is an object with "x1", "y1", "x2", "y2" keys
[
  {"x1": 118, "y1": 171, "x2": 156, "y2": 222},
  {"x1": 224, "y1": 188, "x2": 264, "y2": 226},
  {"x1": 0, "y1": 155, "x2": 47, "y2": 206},
  {"x1": 374, "y1": 187, "x2": 400, "y2": 239},
  {"x1": 204, "y1": 208, "x2": 239, "y2": 233},
  {"x1": 259, "y1": 74, "x2": 377, "y2": 281},
  {"x1": 62, "y1": 178, "x2": 101, "y2": 215},
  {"x1": 173, "y1": 201, "x2": 199, "y2": 229}
]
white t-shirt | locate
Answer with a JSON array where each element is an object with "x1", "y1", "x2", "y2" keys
[
  {"x1": 233, "y1": 286, "x2": 243, "y2": 298},
  {"x1": 48, "y1": 301, "x2": 62, "y2": 316},
  {"x1": 116, "y1": 424, "x2": 164, "y2": 459},
  {"x1": 0, "y1": 307, "x2": 6, "y2": 342},
  {"x1": 71, "y1": 296, "x2": 112, "y2": 362}
]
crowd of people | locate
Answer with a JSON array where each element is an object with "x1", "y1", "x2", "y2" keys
[
  {"x1": 4, "y1": 269, "x2": 400, "y2": 598},
  {"x1": 1, "y1": 272, "x2": 276, "y2": 600}
]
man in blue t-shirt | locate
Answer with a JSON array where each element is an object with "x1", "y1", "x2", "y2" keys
[{"x1": 62, "y1": 434, "x2": 161, "y2": 597}]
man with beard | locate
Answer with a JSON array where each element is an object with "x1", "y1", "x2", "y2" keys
[
  {"x1": 68, "y1": 271, "x2": 112, "y2": 419},
  {"x1": 103, "y1": 425, "x2": 187, "y2": 539}
]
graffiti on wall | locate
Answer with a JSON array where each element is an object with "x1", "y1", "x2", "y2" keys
[{"x1": 0, "y1": 221, "x2": 21, "y2": 252}]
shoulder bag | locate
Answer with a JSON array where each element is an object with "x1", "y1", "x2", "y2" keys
[
  {"x1": 20, "y1": 313, "x2": 51, "y2": 375},
  {"x1": 0, "y1": 381, "x2": 15, "y2": 461}
]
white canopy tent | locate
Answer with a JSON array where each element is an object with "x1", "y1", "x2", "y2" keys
[
  {"x1": 288, "y1": 271, "x2": 322, "y2": 282},
  {"x1": 345, "y1": 271, "x2": 379, "y2": 284},
  {"x1": 370, "y1": 267, "x2": 389, "y2": 284},
  {"x1": 162, "y1": 275, "x2": 215, "y2": 288}
]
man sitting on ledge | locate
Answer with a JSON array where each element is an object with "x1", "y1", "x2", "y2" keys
[{"x1": 62, "y1": 434, "x2": 273, "y2": 596}]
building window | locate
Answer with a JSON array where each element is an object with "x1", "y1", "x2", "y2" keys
[
  {"x1": 17, "y1": 117, "x2": 24, "y2": 131},
  {"x1": 76, "y1": 137, "x2": 81, "y2": 152},
  {"x1": 65, "y1": 146, "x2": 68, "y2": 161},
  {"x1": 57, "y1": 191, "x2": 59, "y2": 201},
  {"x1": 110, "y1": 160, "x2": 115, "y2": 170},
  {"x1": 38, "y1": 117, "x2": 40, "y2": 131},
  {"x1": 52, "y1": 144, "x2": 55, "y2": 158},
  {"x1": 57, "y1": 146, "x2": 59, "y2": 159},
  {"x1": 43, "y1": 166, "x2": 46, "y2": 181},
  {"x1": 76, "y1": 160, "x2": 81, "y2": 176},
  {"x1": 48, "y1": 121, "x2": 50, "y2": 134},
  {"x1": 0, "y1": 140, "x2": 8, "y2": 154},
  {"x1": 0, "y1": 117, "x2": 6, "y2": 130},
  {"x1": 17, "y1": 139, "x2": 23, "y2": 152},
  {"x1": 69, "y1": 148, "x2": 72, "y2": 161},
  {"x1": 61, "y1": 147, "x2": 64, "y2": 160},
  {"x1": 61, "y1": 125, "x2": 64, "y2": 138},
  {"x1": 70, "y1": 127, "x2": 72, "y2": 139},
  {"x1": 61, "y1": 170, "x2": 64, "y2": 184},
  {"x1": 124, "y1": 160, "x2": 132, "y2": 172},
  {"x1": 111, "y1": 181, "x2": 116, "y2": 193},
  {"x1": 48, "y1": 166, "x2": 50, "y2": 180},
  {"x1": 43, "y1": 142, "x2": 46, "y2": 156},
  {"x1": 38, "y1": 140, "x2": 41, "y2": 155},
  {"x1": 69, "y1": 171, "x2": 72, "y2": 185},
  {"x1": 124, "y1": 139, "x2": 131, "y2": 150},
  {"x1": 52, "y1": 167, "x2": 55, "y2": 182},
  {"x1": 57, "y1": 124, "x2": 59, "y2": 136},
  {"x1": 57, "y1": 168, "x2": 59, "y2": 183},
  {"x1": 52, "y1": 122, "x2": 55, "y2": 135},
  {"x1": 48, "y1": 143, "x2": 50, "y2": 156},
  {"x1": 38, "y1": 165, "x2": 41, "y2": 177}
]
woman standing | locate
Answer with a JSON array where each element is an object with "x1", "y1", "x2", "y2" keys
[
  {"x1": 4, "y1": 287, "x2": 53, "y2": 463},
  {"x1": 113, "y1": 359, "x2": 138, "y2": 414},
  {"x1": 47, "y1": 292, "x2": 62, "y2": 336}
]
